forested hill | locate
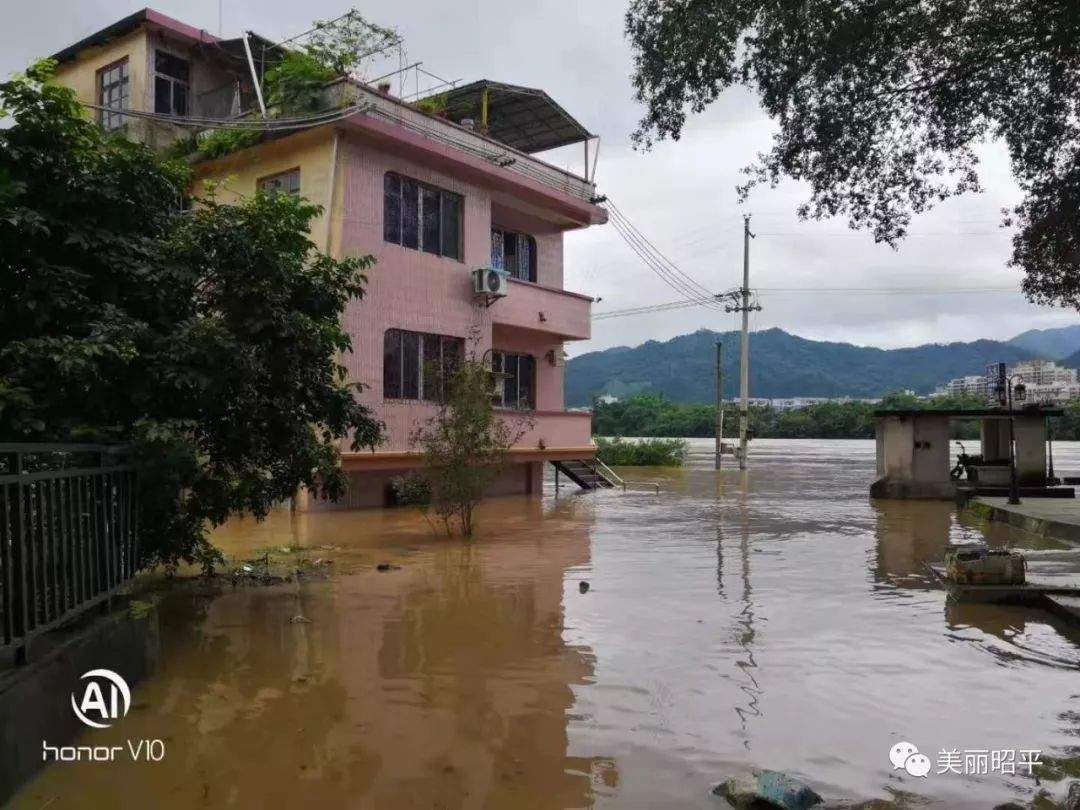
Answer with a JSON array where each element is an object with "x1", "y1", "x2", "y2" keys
[{"x1": 565, "y1": 328, "x2": 1038, "y2": 406}]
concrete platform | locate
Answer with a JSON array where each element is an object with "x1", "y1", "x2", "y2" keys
[{"x1": 976, "y1": 497, "x2": 1080, "y2": 547}]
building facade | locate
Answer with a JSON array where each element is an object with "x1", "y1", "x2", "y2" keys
[
  {"x1": 50, "y1": 9, "x2": 606, "y2": 508},
  {"x1": 1008, "y1": 360, "x2": 1080, "y2": 405},
  {"x1": 937, "y1": 360, "x2": 1080, "y2": 405}
]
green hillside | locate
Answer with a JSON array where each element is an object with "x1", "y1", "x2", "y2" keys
[{"x1": 566, "y1": 328, "x2": 1036, "y2": 406}]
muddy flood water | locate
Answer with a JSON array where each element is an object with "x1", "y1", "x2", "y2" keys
[{"x1": 11, "y1": 438, "x2": 1080, "y2": 809}]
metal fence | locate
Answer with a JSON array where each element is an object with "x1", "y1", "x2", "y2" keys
[{"x1": 0, "y1": 444, "x2": 138, "y2": 662}]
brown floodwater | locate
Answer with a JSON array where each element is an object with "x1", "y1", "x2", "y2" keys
[{"x1": 10, "y1": 439, "x2": 1080, "y2": 809}]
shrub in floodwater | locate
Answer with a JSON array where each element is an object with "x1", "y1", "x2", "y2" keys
[
  {"x1": 389, "y1": 472, "x2": 431, "y2": 506},
  {"x1": 411, "y1": 352, "x2": 531, "y2": 537},
  {"x1": 595, "y1": 436, "x2": 687, "y2": 467}
]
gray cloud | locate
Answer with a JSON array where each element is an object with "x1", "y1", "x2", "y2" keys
[{"x1": 6, "y1": 0, "x2": 1075, "y2": 354}]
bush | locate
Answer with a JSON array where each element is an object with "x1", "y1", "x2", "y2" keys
[
  {"x1": 596, "y1": 436, "x2": 687, "y2": 466},
  {"x1": 389, "y1": 472, "x2": 431, "y2": 506},
  {"x1": 264, "y1": 52, "x2": 336, "y2": 115},
  {"x1": 198, "y1": 128, "x2": 261, "y2": 159}
]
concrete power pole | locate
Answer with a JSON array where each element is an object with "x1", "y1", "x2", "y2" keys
[
  {"x1": 736, "y1": 215, "x2": 759, "y2": 470},
  {"x1": 715, "y1": 341, "x2": 723, "y2": 470}
]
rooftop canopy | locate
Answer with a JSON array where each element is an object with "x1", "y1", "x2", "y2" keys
[{"x1": 432, "y1": 80, "x2": 594, "y2": 154}]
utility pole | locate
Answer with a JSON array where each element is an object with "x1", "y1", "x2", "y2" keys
[
  {"x1": 736, "y1": 215, "x2": 759, "y2": 470},
  {"x1": 715, "y1": 341, "x2": 723, "y2": 470}
]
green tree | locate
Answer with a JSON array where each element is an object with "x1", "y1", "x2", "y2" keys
[
  {"x1": 0, "y1": 63, "x2": 382, "y2": 568},
  {"x1": 625, "y1": 1, "x2": 1080, "y2": 307},
  {"x1": 412, "y1": 357, "x2": 528, "y2": 537}
]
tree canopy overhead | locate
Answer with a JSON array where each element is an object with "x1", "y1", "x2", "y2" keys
[
  {"x1": 0, "y1": 62, "x2": 382, "y2": 567},
  {"x1": 625, "y1": 1, "x2": 1080, "y2": 307}
]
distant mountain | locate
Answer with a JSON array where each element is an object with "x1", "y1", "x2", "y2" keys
[
  {"x1": 1061, "y1": 348, "x2": 1080, "y2": 371},
  {"x1": 1007, "y1": 324, "x2": 1080, "y2": 359},
  {"x1": 565, "y1": 328, "x2": 1036, "y2": 406}
]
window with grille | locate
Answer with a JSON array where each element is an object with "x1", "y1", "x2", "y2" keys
[
  {"x1": 96, "y1": 58, "x2": 129, "y2": 132},
  {"x1": 383, "y1": 172, "x2": 462, "y2": 260},
  {"x1": 258, "y1": 169, "x2": 301, "y2": 196},
  {"x1": 154, "y1": 50, "x2": 190, "y2": 116},
  {"x1": 490, "y1": 228, "x2": 537, "y2": 282},
  {"x1": 492, "y1": 351, "x2": 536, "y2": 409},
  {"x1": 383, "y1": 329, "x2": 464, "y2": 401}
]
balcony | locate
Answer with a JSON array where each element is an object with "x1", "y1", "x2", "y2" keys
[
  {"x1": 496, "y1": 408, "x2": 594, "y2": 456},
  {"x1": 490, "y1": 278, "x2": 592, "y2": 341}
]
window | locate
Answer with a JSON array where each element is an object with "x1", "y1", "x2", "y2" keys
[
  {"x1": 154, "y1": 50, "x2": 190, "y2": 116},
  {"x1": 97, "y1": 58, "x2": 129, "y2": 132},
  {"x1": 492, "y1": 351, "x2": 536, "y2": 409},
  {"x1": 258, "y1": 169, "x2": 301, "y2": 196},
  {"x1": 491, "y1": 228, "x2": 537, "y2": 282},
  {"x1": 383, "y1": 329, "x2": 464, "y2": 401},
  {"x1": 383, "y1": 172, "x2": 462, "y2": 259}
]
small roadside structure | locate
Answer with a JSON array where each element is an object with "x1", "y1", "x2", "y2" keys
[{"x1": 871, "y1": 407, "x2": 1063, "y2": 500}]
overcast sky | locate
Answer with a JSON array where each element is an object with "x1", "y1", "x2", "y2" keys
[{"x1": 6, "y1": 0, "x2": 1077, "y2": 355}]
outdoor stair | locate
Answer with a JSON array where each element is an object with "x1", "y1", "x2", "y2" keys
[{"x1": 552, "y1": 458, "x2": 621, "y2": 491}]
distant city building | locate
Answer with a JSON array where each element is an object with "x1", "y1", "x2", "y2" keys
[
  {"x1": 1009, "y1": 359, "x2": 1080, "y2": 404},
  {"x1": 935, "y1": 375, "x2": 989, "y2": 398},
  {"x1": 738, "y1": 397, "x2": 884, "y2": 411},
  {"x1": 596, "y1": 394, "x2": 620, "y2": 405},
  {"x1": 938, "y1": 359, "x2": 1080, "y2": 405}
]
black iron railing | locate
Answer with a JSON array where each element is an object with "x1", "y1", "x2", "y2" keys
[{"x1": 0, "y1": 444, "x2": 138, "y2": 662}]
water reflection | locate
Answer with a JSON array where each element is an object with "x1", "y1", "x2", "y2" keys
[
  {"x1": 872, "y1": 500, "x2": 954, "y2": 588},
  {"x1": 11, "y1": 439, "x2": 1080, "y2": 809},
  {"x1": 13, "y1": 498, "x2": 612, "y2": 809}
]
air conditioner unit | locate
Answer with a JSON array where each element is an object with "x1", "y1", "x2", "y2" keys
[{"x1": 474, "y1": 267, "x2": 509, "y2": 297}]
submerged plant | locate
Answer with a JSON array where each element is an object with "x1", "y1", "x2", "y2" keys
[{"x1": 412, "y1": 352, "x2": 530, "y2": 537}]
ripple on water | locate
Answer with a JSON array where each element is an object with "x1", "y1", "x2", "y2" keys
[{"x1": 10, "y1": 439, "x2": 1080, "y2": 809}]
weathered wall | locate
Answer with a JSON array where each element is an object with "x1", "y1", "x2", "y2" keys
[
  {"x1": 1013, "y1": 415, "x2": 1048, "y2": 485},
  {"x1": 191, "y1": 127, "x2": 338, "y2": 252}
]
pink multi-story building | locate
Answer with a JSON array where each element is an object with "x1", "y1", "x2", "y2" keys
[{"x1": 51, "y1": 9, "x2": 606, "y2": 507}]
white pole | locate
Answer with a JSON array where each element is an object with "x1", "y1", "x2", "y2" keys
[
  {"x1": 739, "y1": 215, "x2": 752, "y2": 471},
  {"x1": 242, "y1": 32, "x2": 267, "y2": 118}
]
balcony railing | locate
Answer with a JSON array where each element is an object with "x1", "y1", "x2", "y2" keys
[
  {"x1": 491, "y1": 278, "x2": 591, "y2": 341},
  {"x1": 0, "y1": 444, "x2": 139, "y2": 663},
  {"x1": 323, "y1": 80, "x2": 598, "y2": 204}
]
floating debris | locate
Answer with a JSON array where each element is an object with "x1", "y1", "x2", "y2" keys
[
  {"x1": 289, "y1": 615, "x2": 312, "y2": 625},
  {"x1": 376, "y1": 563, "x2": 401, "y2": 572},
  {"x1": 579, "y1": 581, "x2": 590, "y2": 594},
  {"x1": 713, "y1": 770, "x2": 822, "y2": 809}
]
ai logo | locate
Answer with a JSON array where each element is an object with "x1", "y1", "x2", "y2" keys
[{"x1": 70, "y1": 669, "x2": 131, "y2": 729}]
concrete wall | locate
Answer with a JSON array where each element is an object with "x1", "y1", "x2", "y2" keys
[
  {"x1": 871, "y1": 415, "x2": 954, "y2": 499},
  {"x1": 53, "y1": 25, "x2": 238, "y2": 150},
  {"x1": 0, "y1": 604, "x2": 160, "y2": 802},
  {"x1": 307, "y1": 461, "x2": 544, "y2": 510},
  {"x1": 191, "y1": 128, "x2": 338, "y2": 254},
  {"x1": 1013, "y1": 415, "x2": 1047, "y2": 485}
]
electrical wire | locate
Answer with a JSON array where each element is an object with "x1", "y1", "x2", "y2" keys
[
  {"x1": 608, "y1": 216, "x2": 728, "y2": 309},
  {"x1": 593, "y1": 286, "x2": 1023, "y2": 320},
  {"x1": 80, "y1": 101, "x2": 372, "y2": 131},
  {"x1": 602, "y1": 202, "x2": 743, "y2": 312}
]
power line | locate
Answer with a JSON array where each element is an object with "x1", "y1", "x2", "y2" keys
[
  {"x1": 607, "y1": 215, "x2": 727, "y2": 308},
  {"x1": 607, "y1": 203, "x2": 726, "y2": 304},
  {"x1": 592, "y1": 285, "x2": 1023, "y2": 320}
]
